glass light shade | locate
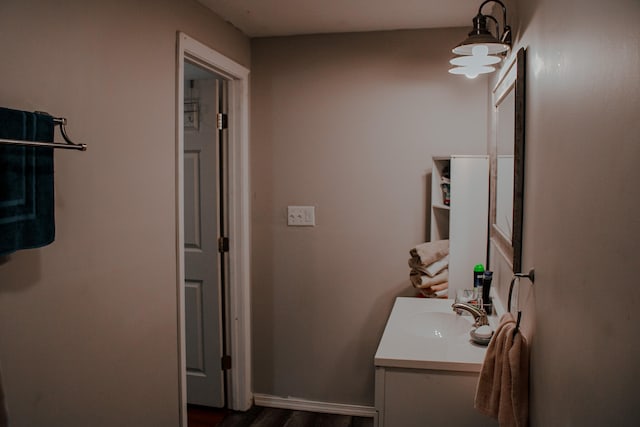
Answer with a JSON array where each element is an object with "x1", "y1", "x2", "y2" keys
[
  {"x1": 448, "y1": 65, "x2": 495, "y2": 79},
  {"x1": 449, "y1": 44, "x2": 501, "y2": 78},
  {"x1": 472, "y1": 45, "x2": 489, "y2": 55},
  {"x1": 450, "y1": 55, "x2": 501, "y2": 67},
  {"x1": 452, "y1": 41, "x2": 509, "y2": 55}
]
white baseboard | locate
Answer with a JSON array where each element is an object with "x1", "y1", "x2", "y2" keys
[{"x1": 253, "y1": 393, "x2": 376, "y2": 418}]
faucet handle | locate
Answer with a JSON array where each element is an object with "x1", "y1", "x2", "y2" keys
[{"x1": 451, "y1": 302, "x2": 489, "y2": 327}]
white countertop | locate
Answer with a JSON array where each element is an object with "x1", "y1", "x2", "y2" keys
[{"x1": 374, "y1": 297, "x2": 496, "y2": 372}]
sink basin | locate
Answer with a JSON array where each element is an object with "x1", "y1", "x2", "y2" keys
[
  {"x1": 375, "y1": 297, "x2": 494, "y2": 372},
  {"x1": 406, "y1": 311, "x2": 473, "y2": 339}
]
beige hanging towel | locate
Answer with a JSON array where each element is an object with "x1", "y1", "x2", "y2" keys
[{"x1": 474, "y1": 313, "x2": 530, "y2": 427}]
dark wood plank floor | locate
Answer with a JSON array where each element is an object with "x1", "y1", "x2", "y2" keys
[
  {"x1": 187, "y1": 404, "x2": 227, "y2": 427},
  {"x1": 188, "y1": 405, "x2": 374, "y2": 427}
]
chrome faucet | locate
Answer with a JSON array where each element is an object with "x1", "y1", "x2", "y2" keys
[{"x1": 451, "y1": 302, "x2": 489, "y2": 327}]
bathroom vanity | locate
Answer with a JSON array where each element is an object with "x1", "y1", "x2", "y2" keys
[{"x1": 374, "y1": 297, "x2": 498, "y2": 427}]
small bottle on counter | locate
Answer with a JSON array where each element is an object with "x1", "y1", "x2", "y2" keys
[
  {"x1": 482, "y1": 271, "x2": 493, "y2": 314},
  {"x1": 473, "y1": 264, "x2": 484, "y2": 308}
]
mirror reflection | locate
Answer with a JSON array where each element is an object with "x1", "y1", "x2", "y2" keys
[{"x1": 495, "y1": 88, "x2": 515, "y2": 240}]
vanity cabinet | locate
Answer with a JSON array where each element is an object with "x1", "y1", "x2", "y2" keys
[
  {"x1": 430, "y1": 155, "x2": 489, "y2": 296},
  {"x1": 374, "y1": 298, "x2": 497, "y2": 427},
  {"x1": 375, "y1": 367, "x2": 496, "y2": 427}
]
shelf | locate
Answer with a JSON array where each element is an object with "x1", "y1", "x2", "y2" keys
[
  {"x1": 430, "y1": 157, "x2": 451, "y2": 241},
  {"x1": 432, "y1": 203, "x2": 450, "y2": 211}
]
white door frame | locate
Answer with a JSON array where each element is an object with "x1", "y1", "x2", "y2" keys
[{"x1": 176, "y1": 32, "x2": 252, "y2": 423}]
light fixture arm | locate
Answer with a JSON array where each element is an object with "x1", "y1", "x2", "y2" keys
[
  {"x1": 478, "y1": 0, "x2": 511, "y2": 45},
  {"x1": 484, "y1": 14, "x2": 500, "y2": 42}
]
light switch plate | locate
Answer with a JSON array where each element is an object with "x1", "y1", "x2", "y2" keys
[{"x1": 287, "y1": 206, "x2": 316, "y2": 226}]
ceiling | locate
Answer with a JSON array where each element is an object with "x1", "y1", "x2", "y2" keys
[{"x1": 197, "y1": 0, "x2": 478, "y2": 38}]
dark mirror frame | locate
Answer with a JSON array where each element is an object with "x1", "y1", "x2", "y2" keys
[
  {"x1": 490, "y1": 47, "x2": 526, "y2": 273},
  {"x1": 512, "y1": 47, "x2": 526, "y2": 273}
]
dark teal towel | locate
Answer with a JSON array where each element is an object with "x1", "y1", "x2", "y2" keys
[{"x1": 0, "y1": 107, "x2": 55, "y2": 255}]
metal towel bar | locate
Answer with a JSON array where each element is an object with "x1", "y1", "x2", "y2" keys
[{"x1": 0, "y1": 116, "x2": 87, "y2": 151}]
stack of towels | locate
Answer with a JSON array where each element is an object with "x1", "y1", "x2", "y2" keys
[{"x1": 408, "y1": 240, "x2": 449, "y2": 298}]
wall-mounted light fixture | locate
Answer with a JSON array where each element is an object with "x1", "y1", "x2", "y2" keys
[{"x1": 449, "y1": 0, "x2": 512, "y2": 79}]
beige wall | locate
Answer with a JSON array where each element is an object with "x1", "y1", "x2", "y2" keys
[
  {"x1": 3, "y1": 0, "x2": 636, "y2": 423},
  {"x1": 0, "y1": 1, "x2": 249, "y2": 425},
  {"x1": 489, "y1": 0, "x2": 640, "y2": 425},
  {"x1": 250, "y1": 28, "x2": 488, "y2": 405}
]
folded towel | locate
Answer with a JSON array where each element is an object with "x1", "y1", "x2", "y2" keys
[
  {"x1": 417, "y1": 281, "x2": 449, "y2": 298},
  {"x1": 0, "y1": 107, "x2": 55, "y2": 256},
  {"x1": 410, "y1": 269, "x2": 448, "y2": 289},
  {"x1": 408, "y1": 255, "x2": 449, "y2": 277},
  {"x1": 409, "y1": 240, "x2": 449, "y2": 266},
  {"x1": 475, "y1": 313, "x2": 529, "y2": 427}
]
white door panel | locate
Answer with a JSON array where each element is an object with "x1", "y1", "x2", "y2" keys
[{"x1": 184, "y1": 67, "x2": 228, "y2": 408}]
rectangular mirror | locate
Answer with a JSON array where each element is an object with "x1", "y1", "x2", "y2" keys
[{"x1": 490, "y1": 47, "x2": 526, "y2": 272}]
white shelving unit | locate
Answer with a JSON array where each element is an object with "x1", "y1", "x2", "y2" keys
[
  {"x1": 430, "y1": 157, "x2": 451, "y2": 241},
  {"x1": 430, "y1": 155, "x2": 489, "y2": 296}
]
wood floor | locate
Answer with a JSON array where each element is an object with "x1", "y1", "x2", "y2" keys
[
  {"x1": 188, "y1": 405, "x2": 374, "y2": 427},
  {"x1": 187, "y1": 405, "x2": 227, "y2": 427}
]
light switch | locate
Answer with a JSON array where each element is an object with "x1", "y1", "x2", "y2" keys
[{"x1": 287, "y1": 206, "x2": 316, "y2": 226}]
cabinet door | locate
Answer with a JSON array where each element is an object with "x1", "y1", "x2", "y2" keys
[
  {"x1": 381, "y1": 368, "x2": 497, "y2": 427},
  {"x1": 448, "y1": 156, "x2": 489, "y2": 296}
]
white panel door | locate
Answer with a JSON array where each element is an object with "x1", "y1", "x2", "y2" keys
[{"x1": 184, "y1": 69, "x2": 228, "y2": 408}]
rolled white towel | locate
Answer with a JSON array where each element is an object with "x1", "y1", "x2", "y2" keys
[
  {"x1": 417, "y1": 281, "x2": 449, "y2": 297},
  {"x1": 408, "y1": 255, "x2": 449, "y2": 277},
  {"x1": 410, "y1": 269, "x2": 448, "y2": 289},
  {"x1": 409, "y1": 240, "x2": 449, "y2": 266}
]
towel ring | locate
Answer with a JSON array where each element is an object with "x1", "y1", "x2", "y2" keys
[{"x1": 508, "y1": 269, "x2": 535, "y2": 337}]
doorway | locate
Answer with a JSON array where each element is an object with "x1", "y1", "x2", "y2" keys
[
  {"x1": 176, "y1": 32, "x2": 251, "y2": 425},
  {"x1": 183, "y1": 63, "x2": 228, "y2": 408}
]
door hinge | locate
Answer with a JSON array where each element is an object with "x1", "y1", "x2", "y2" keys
[
  {"x1": 221, "y1": 355, "x2": 232, "y2": 371},
  {"x1": 218, "y1": 236, "x2": 229, "y2": 253},
  {"x1": 216, "y1": 113, "x2": 228, "y2": 130}
]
